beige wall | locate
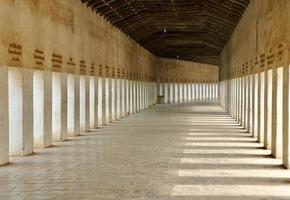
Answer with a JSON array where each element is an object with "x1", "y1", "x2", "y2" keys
[
  {"x1": 0, "y1": 0, "x2": 219, "y2": 83},
  {"x1": 220, "y1": 0, "x2": 290, "y2": 81},
  {"x1": 154, "y1": 58, "x2": 218, "y2": 83}
]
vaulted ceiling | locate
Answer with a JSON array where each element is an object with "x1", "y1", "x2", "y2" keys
[{"x1": 81, "y1": 0, "x2": 250, "y2": 65}]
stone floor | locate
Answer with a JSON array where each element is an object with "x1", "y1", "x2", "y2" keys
[{"x1": 1, "y1": 103, "x2": 290, "y2": 200}]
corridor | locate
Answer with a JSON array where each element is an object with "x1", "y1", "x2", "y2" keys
[{"x1": 1, "y1": 103, "x2": 290, "y2": 200}]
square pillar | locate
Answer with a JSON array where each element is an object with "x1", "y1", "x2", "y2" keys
[
  {"x1": 172, "y1": 83, "x2": 176, "y2": 103},
  {"x1": 283, "y1": 65, "x2": 290, "y2": 168},
  {"x1": 108, "y1": 78, "x2": 113, "y2": 122},
  {"x1": 97, "y1": 77, "x2": 103, "y2": 126},
  {"x1": 101, "y1": 77, "x2": 107, "y2": 125},
  {"x1": 0, "y1": 66, "x2": 9, "y2": 165},
  {"x1": 263, "y1": 70, "x2": 268, "y2": 146},
  {"x1": 266, "y1": 69, "x2": 273, "y2": 149},
  {"x1": 94, "y1": 76, "x2": 99, "y2": 128},
  {"x1": 67, "y1": 74, "x2": 75, "y2": 136},
  {"x1": 9, "y1": 67, "x2": 33, "y2": 156},
  {"x1": 258, "y1": 72, "x2": 266, "y2": 144},
  {"x1": 74, "y1": 74, "x2": 80, "y2": 135},
  {"x1": 84, "y1": 74, "x2": 90, "y2": 131},
  {"x1": 250, "y1": 74, "x2": 255, "y2": 136},
  {"x1": 79, "y1": 75, "x2": 86, "y2": 132},
  {"x1": 61, "y1": 72, "x2": 68, "y2": 140},
  {"x1": 273, "y1": 67, "x2": 283, "y2": 158},
  {"x1": 254, "y1": 74, "x2": 260, "y2": 138},
  {"x1": 89, "y1": 76, "x2": 95, "y2": 129}
]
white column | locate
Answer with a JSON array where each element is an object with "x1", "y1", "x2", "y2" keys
[
  {"x1": 79, "y1": 75, "x2": 86, "y2": 132},
  {"x1": 195, "y1": 83, "x2": 198, "y2": 101},
  {"x1": 240, "y1": 78, "x2": 245, "y2": 127},
  {"x1": 89, "y1": 76, "x2": 95, "y2": 129},
  {"x1": 119, "y1": 79, "x2": 123, "y2": 118},
  {"x1": 102, "y1": 77, "x2": 107, "y2": 125},
  {"x1": 84, "y1": 74, "x2": 90, "y2": 131},
  {"x1": 182, "y1": 83, "x2": 187, "y2": 103},
  {"x1": 254, "y1": 74, "x2": 260, "y2": 138},
  {"x1": 244, "y1": 76, "x2": 249, "y2": 130},
  {"x1": 133, "y1": 81, "x2": 137, "y2": 113},
  {"x1": 266, "y1": 70, "x2": 273, "y2": 149},
  {"x1": 250, "y1": 74, "x2": 255, "y2": 136},
  {"x1": 44, "y1": 70, "x2": 53, "y2": 144},
  {"x1": 67, "y1": 74, "x2": 75, "y2": 136},
  {"x1": 192, "y1": 83, "x2": 195, "y2": 101},
  {"x1": 173, "y1": 83, "x2": 176, "y2": 103},
  {"x1": 283, "y1": 65, "x2": 289, "y2": 168},
  {"x1": 114, "y1": 78, "x2": 119, "y2": 120},
  {"x1": 51, "y1": 72, "x2": 65, "y2": 142},
  {"x1": 97, "y1": 77, "x2": 103, "y2": 126},
  {"x1": 9, "y1": 67, "x2": 33, "y2": 156},
  {"x1": 271, "y1": 67, "x2": 277, "y2": 154},
  {"x1": 125, "y1": 79, "x2": 129, "y2": 115},
  {"x1": 61, "y1": 72, "x2": 68, "y2": 140},
  {"x1": 283, "y1": 64, "x2": 290, "y2": 169},
  {"x1": 108, "y1": 78, "x2": 113, "y2": 122},
  {"x1": 74, "y1": 73, "x2": 80, "y2": 135},
  {"x1": 179, "y1": 83, "x2": 183, "y2": 102},
  {"x1": 129, "y1": 80, "x2": 133, "y2": 114},
  {"x1": 0, "y1": 66, "x2": 9, "y2": 165},
  {"x1": 138, "y1": 81, "x2": 142, "y2": 110},
  {"x1": 274, "y1": 67, "x2": 283, "y2": 158},
  {"x1": 94, "y1": 76, "x2": 99, "y2": 128},
  {"x1": 33, "y1": 70, "x2": 45, "y2": 148}
]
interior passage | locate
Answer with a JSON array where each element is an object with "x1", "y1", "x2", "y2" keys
[{"x1": 1, "y1": 103, "x2": 290, "y2": 200}]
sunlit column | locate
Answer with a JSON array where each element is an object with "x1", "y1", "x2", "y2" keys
[
  {"x1": 94, "y1": 76, "x2": 99, "y2": 128},
  {"x1": 85, "y1": 73, "x2": 90, "y2": 132},
  {"x1": 260, "y1": 71, "x2": 267, "y2": 144},
  {"x1": 114, "y1": 78, "x2": 119, "y2": 120},
  {"x1": 266, "y1": 69, "x2": 273, "y2": 149},
  {"x1": 79, "y1": 75, "x2": 86, "y2": 132},
  {"x1": 108, "y1": 77, "x2": 113, "y2": 122},
  {"x1": 9, "y1": 67, "x2": 33, "y2": 156}
]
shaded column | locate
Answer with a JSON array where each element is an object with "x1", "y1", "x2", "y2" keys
[
  {"x1": 283, "y1": 65, "x2": 289, "y2": 168},
  {"x1": 74, "y1": 72, "x2": 80, "y2": 135},
  {"x1": 61, "y1": 71, "x2": 68, "y2": 140},
  {"x1": 0, "y1": 66, "x2": 9, "y2": 165}
]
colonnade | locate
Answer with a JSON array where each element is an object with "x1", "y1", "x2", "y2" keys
[
  {"x1": 0, "y1": 66, "x2": 157, "y2": 165},
  {"x1": 159, "y1": 82, "x2": 219, "y2": 104},
  {"x1": 219, "y1": 66, "x2": 290, "y2": 169}
]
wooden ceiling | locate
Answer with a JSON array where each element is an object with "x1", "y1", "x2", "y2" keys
[{"x1": 81, "y1": 0, "x2": 249, "y2": 65}]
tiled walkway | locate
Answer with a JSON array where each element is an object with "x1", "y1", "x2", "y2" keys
[{"x1": 1, "y1": 103, "x2": 290, "y2": 200}]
